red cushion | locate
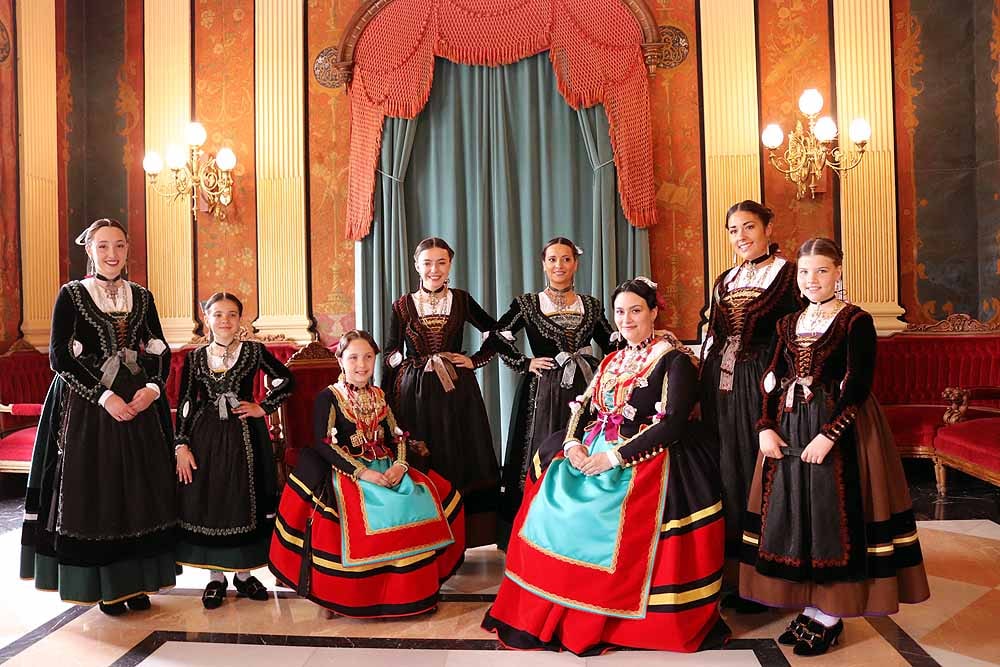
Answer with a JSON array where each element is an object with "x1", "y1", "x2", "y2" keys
[
  {"x1": 0, "y1": 427, "x2": 37, "y2": 462},
  {"x1": 933, "y1": 418, "x2": 1000, "y2": 472},
  {"x1": 882, "y1": 405, "x2": 943, "y2": 449},
  {"x1": 875, "y1": 335, "x2": 1000, "y2": 407}
]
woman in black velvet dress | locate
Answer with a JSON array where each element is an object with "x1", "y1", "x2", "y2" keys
[
  {"x1": 741, "y1": 238, "x2": 929, "y2": 656},
  {"x1": 174, "y1": 292, "x2": 295, "y2": 609},
  {"x1": 20, "y1": 218, "x2": 177, "y2": 615},
  {"x1": 488, "y1": 237, "x2": 613, "y2": 546},
  {"x1": 383, "y1": 237, "x2": 499, "y2": 547},
  {"x1": 699, "y1": 201, "x2": 800, "y2": 609}
]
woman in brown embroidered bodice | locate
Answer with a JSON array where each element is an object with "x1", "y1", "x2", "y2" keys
[
  {"x1": 699, "y1": 201, "x2": 800, "y2": 609},
  {"x1": 742, "y1": 238, "x2": 929, "y2": 656},
  {"x1": 382, "y1": 237, "x2": 499, "y2": 547}
]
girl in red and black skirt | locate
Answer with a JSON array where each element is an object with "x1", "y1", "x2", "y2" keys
[{"x1": 269, "y1": 330, "x2": 465, "y2": 618}]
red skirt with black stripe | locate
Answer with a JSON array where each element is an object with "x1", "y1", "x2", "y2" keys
[
  {"x1": 268, "y1": 449, "x2": 465, "y2": 618},
  {"x1": 483, "y1": 434, "x2": 728, "y2": 655}
]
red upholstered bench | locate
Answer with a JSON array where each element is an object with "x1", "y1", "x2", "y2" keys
[
  {"x1": 0, "y1": 343, "x2": 54, "y2": 474},
  {"x1": 872, "y1": 322, "x2": 1000, "y2": 464},
  {"x1": 933, "y1": 386, "x2": 1000, "y2": 494}
]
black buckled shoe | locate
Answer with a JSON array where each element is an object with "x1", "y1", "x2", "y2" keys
[
  {"x1": 202, "y1": 577, "x2": 228, "y2": 610},
  {"x1": 793, "y1": 619, "x2": 843, "y2": 656},
  {"x1": 777, "y1": 613, "x2": 811, "y2": 646},
  {"x1": 99, "y1": 600, "x2": 128, "y2": 616},
  {"x1": 125, "y1": 594, "x2": 151, "y2": 611},
  {"x1": 233, "y1": 575, "x2": 268, "y2": 601}
]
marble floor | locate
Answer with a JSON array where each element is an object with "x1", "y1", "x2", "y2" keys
[{"x1": 0, "y1": 467, "x2": 997, "y2": 667}]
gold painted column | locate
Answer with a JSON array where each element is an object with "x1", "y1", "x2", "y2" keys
[
  {"x1": 16, "y1": 0, "x2": 60, "y2": 349},
  {"x1": 253, "y1": 1, "x2": 312, "y2": 343},
  {"x1": 698, "y1": 0, "x2": 762, "y2": 284},
  {"x1": 833, "y1": 0, "x2": 905, "y2": 334},
  {"x1": 144, "y1": 0, "x2": 196, "y2": 344}
]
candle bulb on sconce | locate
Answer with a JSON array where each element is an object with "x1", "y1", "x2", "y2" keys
[
  {"x1": 143, "y1": 121, "x2": 237, "y2": 220},
  {"x1": 760, "y1": 88, "x2": 870, "y2": 199}
]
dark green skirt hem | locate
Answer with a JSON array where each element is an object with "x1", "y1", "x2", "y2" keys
[
  {"x1": 175, "y1": 537, "x2": 270, "y2": 572},
  {"x1": 20, "y1": 547, "x2": 176, "y2": 605}
]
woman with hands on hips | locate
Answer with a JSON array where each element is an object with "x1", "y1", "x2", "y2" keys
[{"x1": 173, "y1": 292, "x2": 294, "y2": 609}]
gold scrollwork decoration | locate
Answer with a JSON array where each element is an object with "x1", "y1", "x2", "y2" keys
[
  {"x1": 642, "y1": 25, "x2": 689, "y2": 72},
  {"x1": 0, "y1": 20, "x2": 11, "y2": 64},
  {"x1": 314, "y1": 45, "x2": 352, "y2": 89},
  {"x1": 903, "y1": 313, "x2": 1000, "y2": 334}
]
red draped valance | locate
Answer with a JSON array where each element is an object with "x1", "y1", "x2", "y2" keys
[{"x1": 341, "y1": 0, "x2": 658, "y2": 240}]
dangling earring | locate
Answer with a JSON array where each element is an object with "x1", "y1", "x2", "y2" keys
[
  {"x1": 835, "y1": 277, "x2": 847, "y2": 303},
  {"x1": 86, "y1": 256, "x2": 95, "y2": 277},
  {"x1": 732, "y1": 252, "x2": 739, "y2": 267}
]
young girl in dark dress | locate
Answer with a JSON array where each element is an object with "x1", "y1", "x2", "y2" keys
[
  {"x1": 20, "y1": 218, "x2": 177, "y2": 615},
  {"x1": 383, "y1": 237, "x2": 499, "y2": 547},
  {"x1": 489, "y1": 237, "x2": 613, "y2": 546},
  {"x1": 174, "y1": 292, "x2": 295, "y2": 608},
  {"x1": 699, "y1": 201, "x2": 800, "y2": 611},
  {"x1": 741, "y1": 238, "x2": 929, "y2": 656}
]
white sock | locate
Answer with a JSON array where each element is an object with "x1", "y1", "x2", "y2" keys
[
  {"x1": 802, "y1": 607, "x2": 819, "y2": 618},
  {"x1": 210, "y1": 571, "x2": 226, "y2": 583},
  {"x1": 812, "y1": 610, "x2": 840, "y2": 628},
  {"x1": 235, "y1": 571, "x2": 251, "y2": 582}
]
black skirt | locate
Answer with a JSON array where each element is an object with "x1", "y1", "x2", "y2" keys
[
  {"x1": 393, "y1": 362, "x2": 498, "y2": 546},
  {"x1": 178, "y1": 410, "x2": 277, "y2": 549},
  {"x1": 499, "y1": 362, "x2": 595, "y2": 539},
  {"x1": 700, "y1": 347, "x2": 768, "y2": 559},
  {"x1": 54, "y1": 377, "x2": 177, "y2": 567}
]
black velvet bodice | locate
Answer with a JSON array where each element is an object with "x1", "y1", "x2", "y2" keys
[
  {"x1": 757, "y1": 304, "x2": 877, "y2": 443},
  {"x1": 173, "y1": 341, "x2": 295, "y2": 444},
  {"x1": 49, "y1": 281, "x2": 170, "y2": 403},
  {"x1": 489, "y1": 293, "x2": 614, "y2": 373}
]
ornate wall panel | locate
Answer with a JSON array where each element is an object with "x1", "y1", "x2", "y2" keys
[
  {"x1": 757, "y1": 0, "x2": 837, "y2": 254},
  {"x1": 647, "y1": 0, "x2": 705, "y2": 341},
  {"x1": 307, "y1": 0, "x2": 361, "y2": 346},
  {"x1": 194, "y1": 0, "x2": 259, "y2": 323}
]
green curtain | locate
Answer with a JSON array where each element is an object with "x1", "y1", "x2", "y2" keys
[{"x1": 360, "y1": 52, "x2": 650, "y2": 456}]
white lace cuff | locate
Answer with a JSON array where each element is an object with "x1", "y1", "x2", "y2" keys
[
  {"x1": 146, "y1": 339, "x2": 167, "y2": 355},
  {"x1": 388, "y1": 351, "x2": 403, "y2": 368},
  {"x1": 98, "y1": 390, "x2": 114, "y2": 407}
]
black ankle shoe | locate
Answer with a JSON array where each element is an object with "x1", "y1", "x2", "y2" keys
[
  {"x1": 125, "y1": 594, "x2": 151, "y2": 611},
  {"x1": 99, "y1": 600, "x2": 128, "y2": 616},
  {"x1": 777, "y1": 613, "x2": 810, "y2": 646},
  {"x1": 793, "y1": 619, "x2": 843, "y2": 656},
  {"x1": 202, "y1": 578, "x2": 227, "y2": 610},
  {"x1": 233, "y1": 575, "x2": 268, "y2": 601}
]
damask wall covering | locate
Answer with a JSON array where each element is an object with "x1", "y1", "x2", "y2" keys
[{"x1": 1, "y1": 0, "x2": 999, "y2": 351}]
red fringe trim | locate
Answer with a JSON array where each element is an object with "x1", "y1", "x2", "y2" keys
[{"x1": 344, "y1": 0, "x2": 658, "y2": 240}]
